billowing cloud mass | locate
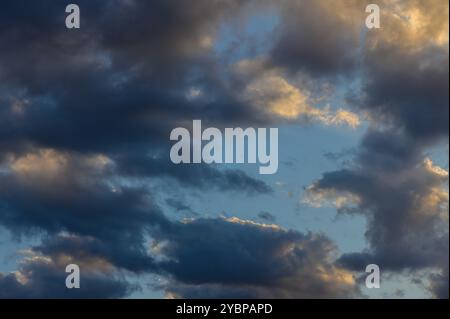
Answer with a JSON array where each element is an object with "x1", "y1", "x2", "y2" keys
[
  {"x1": 152, "y1": 217, "x2": 357, "y2": 298},
  {"x1": 270, "y1": 0, "x2": 365, "y2": 76},
  {"x1": 0, "y1": 237, "x2": 134, "y2": 299},
  {"x1": 0, "y1": 0, "x2": 448, "y2": 298}
]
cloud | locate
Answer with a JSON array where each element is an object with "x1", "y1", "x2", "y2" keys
[
  {"x1": 0, "y1": 216, "x2": 360, "y2": 298},
  {"x1": 305, "y1": 131, "x2": 449, "y2": 296},
  {"x1": 296, "y1": 0, "x2": 449, "y2": 298},
  {"x1": 0, "y1": 144, "x2": 271, "y2": 233},
  {"x1": 114, "y1": 153, "x2": 273, "y2": 194},
  {"x1": 0, "y1": 0, "x2": 272, "y2": 203},
  {"x1": 0, "y1": 237, "x2": 136, "y2": 298},
  {"x1": 165, "y1": 198, "x2": 194, "y2": 214},
  {"x1": 429, "y1": 267, "x2": 449, "y2": 299},
  {"x1": 235, "y1": 58, "x2": 360, "y2": 126},
  {"x1": 151, "y1": 217, "x2": 358, "y2": 298},
  {"x1": 269, "y1": 0, "x2": 364, "y2": 77},
  {"x1": 368, "y1": 0, "x2": 449, "y2": 49},
  {"x1": 0, "y1": 0, "x2": 447, "y2": 299},
  {"x1": 0, "y1": 0, "x2": 256, "y2": 155},
  {"x1": 0, "y1": 148, "x2": 170, "y2": 274},
  {"x1": 257, "y1": 211, "x2": 276, "y2": 222},
  {"x1": 360, "y1": 46, "x2": 449, "y2": 141}
]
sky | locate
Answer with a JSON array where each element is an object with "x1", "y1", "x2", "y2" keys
[{"x1": 0, "y1": 0, "x2": 448, "y2": 299}]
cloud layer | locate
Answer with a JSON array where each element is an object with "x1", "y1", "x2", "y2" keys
[{"x1": 0, "y1": 0, "x2": 448, "y2": 298}]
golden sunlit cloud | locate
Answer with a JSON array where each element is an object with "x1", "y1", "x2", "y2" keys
[{"x1": 236, "y1": 59, "x2": 360, "y2": 127}]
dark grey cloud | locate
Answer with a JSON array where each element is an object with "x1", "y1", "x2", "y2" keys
[
  {"x1": 0, "y1": 146, "x2": 271, "y2": 297},
  {"x1": 0, "y1": 236, "x2": 136, "y2": 298},
  {"x1": 0, "y1": 150, "x2": 170, "y2": 274},
  {"x1": 151, "y1": 217, "x2": 358, "y2": 298},
  {"x1": 165, "y1": 198, "x2": 193, "y2": 213},
  {"x1": 0, "y1": 156, "x2": 164, "y2": 234},
  {"x1": 0, "y1": 0, "x2": 273, "y2": 281},
  {"x1": 0, "y1": 0, "x2": 268, "y2": 196},
  {"x1": 269, "y1": 0, "x2": 364, "y2": 77},
  {"x1": 0, "y1": 263, "x2": 133, "y2": 299},
  {"x1": 360, "y1": 46, "x2": 449, "y2": 142},
  {"x1": 257, "y1": 211, "x2": 276, "y2": 222},
  {"x1": 115, "y1": 153, "x2": 272, "y2": 194},
  {"x1": 307, "y1": 130, "x2": 449, "y2": 296},
  {"x1": 0, "y1": 0, "x2": 253, "y2": 150},
  {"x1": 0, "y1": 216, "x2": 358, "y2": 299},
  {"x1": 429, "y1": 268, "x2": 449, "y2": 299}
]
